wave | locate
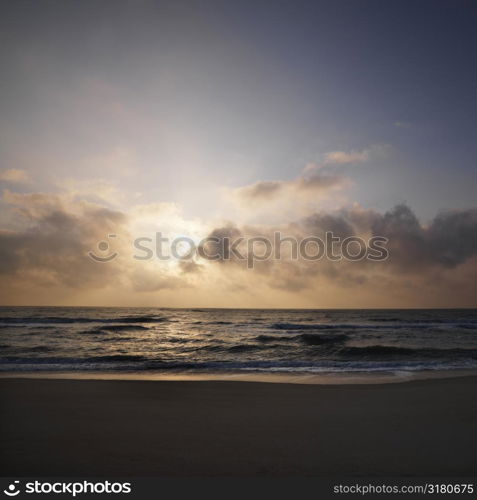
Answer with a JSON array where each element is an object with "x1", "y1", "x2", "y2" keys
[
  {"x1": 90, "y1": 355, "x2": 148, "y2": 362},
  {"x1": 2, "y1": 357, "x2": 477, "y2": 374},
  {"x1": 270, "y1": 322, "x2": 477, "y2": 331},
  {"x1": 299, "y1": 333, "x2": 348, "y2": 345},
  {"x1": 29, "y1": 346, "x2": 53, "y2": 352},
  {"x1": 192, "y1": 321, "x2": 233, "y2": 325},
  {"x1": 99, "y1": 337, "x2": 137, "y2": 342},
  {"x1": 0, "y1": 316, "x2": 168, "y2": 325},
  {"x1": 255, "y1": 334, "x2": 298, "y2": 343},
  {"x1": 82, "y1": 325, "x2": 149, "y2": 334},
  {"x1": 271, "y1": 323, "x2": 341, "y2": 331},
  {"x1": 367, "y1": 317, "x2": 477, "y2": 324},
  {"x1": 227, "y1": 344, "x2": 264, "y2": 353},
  {"x1": 337, "y1": 345, "x2": 477, "y2": 359},
  {"x1": 367, "y1": 317, "x2": 407, "y2": 322},
  {"x1": 0, "y1": 354, "x2": 148, "y2": 364}
]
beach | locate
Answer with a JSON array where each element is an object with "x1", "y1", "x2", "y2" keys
[{"x1": 1, "y1": 375, "x2": 476, "y2": 476}]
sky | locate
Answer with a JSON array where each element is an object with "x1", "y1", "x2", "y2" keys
[{"x1": 0, "y1": 0, "x2": 476, "y2": 307}]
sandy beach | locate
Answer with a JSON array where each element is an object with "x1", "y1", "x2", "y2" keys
[{"x1": 1, "y1": 376, "x2": 476, "y2": 476}]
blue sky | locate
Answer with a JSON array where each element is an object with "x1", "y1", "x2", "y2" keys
[{"x1": 2, "y1": 0, "x2": 476, "y2": 219}]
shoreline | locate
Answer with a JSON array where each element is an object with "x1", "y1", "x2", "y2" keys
[{"x1": 1, "y1": 368, "x2": 477, "y2": 385}]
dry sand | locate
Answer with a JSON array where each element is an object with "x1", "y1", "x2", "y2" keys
[{"x1": 1, "y1": 376, "x2": 476, "y2": 476}]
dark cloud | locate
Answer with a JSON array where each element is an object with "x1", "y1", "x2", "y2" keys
[
  {"x1": 0, "y1": 197, "x2": 128, "y2": 289},
  {"x1": 200, "y1": 204, "x2": 477, "y2": 302},
  {"x1": 373, "y1": 204, "x2": 477, "y2": 271},
  {"x1": 300, "y1": 212, "x2": 355, "y2": 239},
  {"x1": 198, "y1": 224, "x2": 242, "y2": 262}
]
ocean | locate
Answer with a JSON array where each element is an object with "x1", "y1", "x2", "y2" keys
[{"x1": 1, "y1": 307, "x2": 477, "y2": 379}]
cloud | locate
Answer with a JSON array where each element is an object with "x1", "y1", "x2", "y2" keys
[
  {"x1": 324, "y1": 149, "x2": 370, "y2": 164},
  {"x1": 198, "y1": 224, "x2": 243, "y2": 262},
  {"x1": 197, "y1": 204, "x2": 477, "y2": 305},
  {"x1": 323, "y1": 144, "x2": 390, "y2": 165},
  {"x1": 236, "y1": 181, "x2": 283, "y2": 200},
  {"x1": 235, "y1": 171, "x2": 348, "y2": 203},
  {"x1": 0, "y1": 191, "x2": 185, "y2": 302},
  {"x1": 372, "y1": 204, "x2": 477, "y2": 270},
  {"x1": 1, "y1": 183, "x2": 476, "y2": 307},
  {"x1": 223, "y1": 149, "x2": 392, "y2": 223},
  {"x1": 0, "y1": 191, "x2": 128, "y2": 288},
  {"x1": 232, "y1": 146, "x2": 391, "y2": 215},
  {"x1": 295, "y1": 173, "x2": 347, "y2": 191},
  {"x1": 229, "y1": 169, "x2": 352, "y2": 223},
  {"x1": 0, "y1": 169, "x2": 30, "y2": 184}
]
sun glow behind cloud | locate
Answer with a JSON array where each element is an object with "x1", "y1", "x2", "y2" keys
[{"x1": 1, "y1": 160, "x2": 477, "y2": 308}]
